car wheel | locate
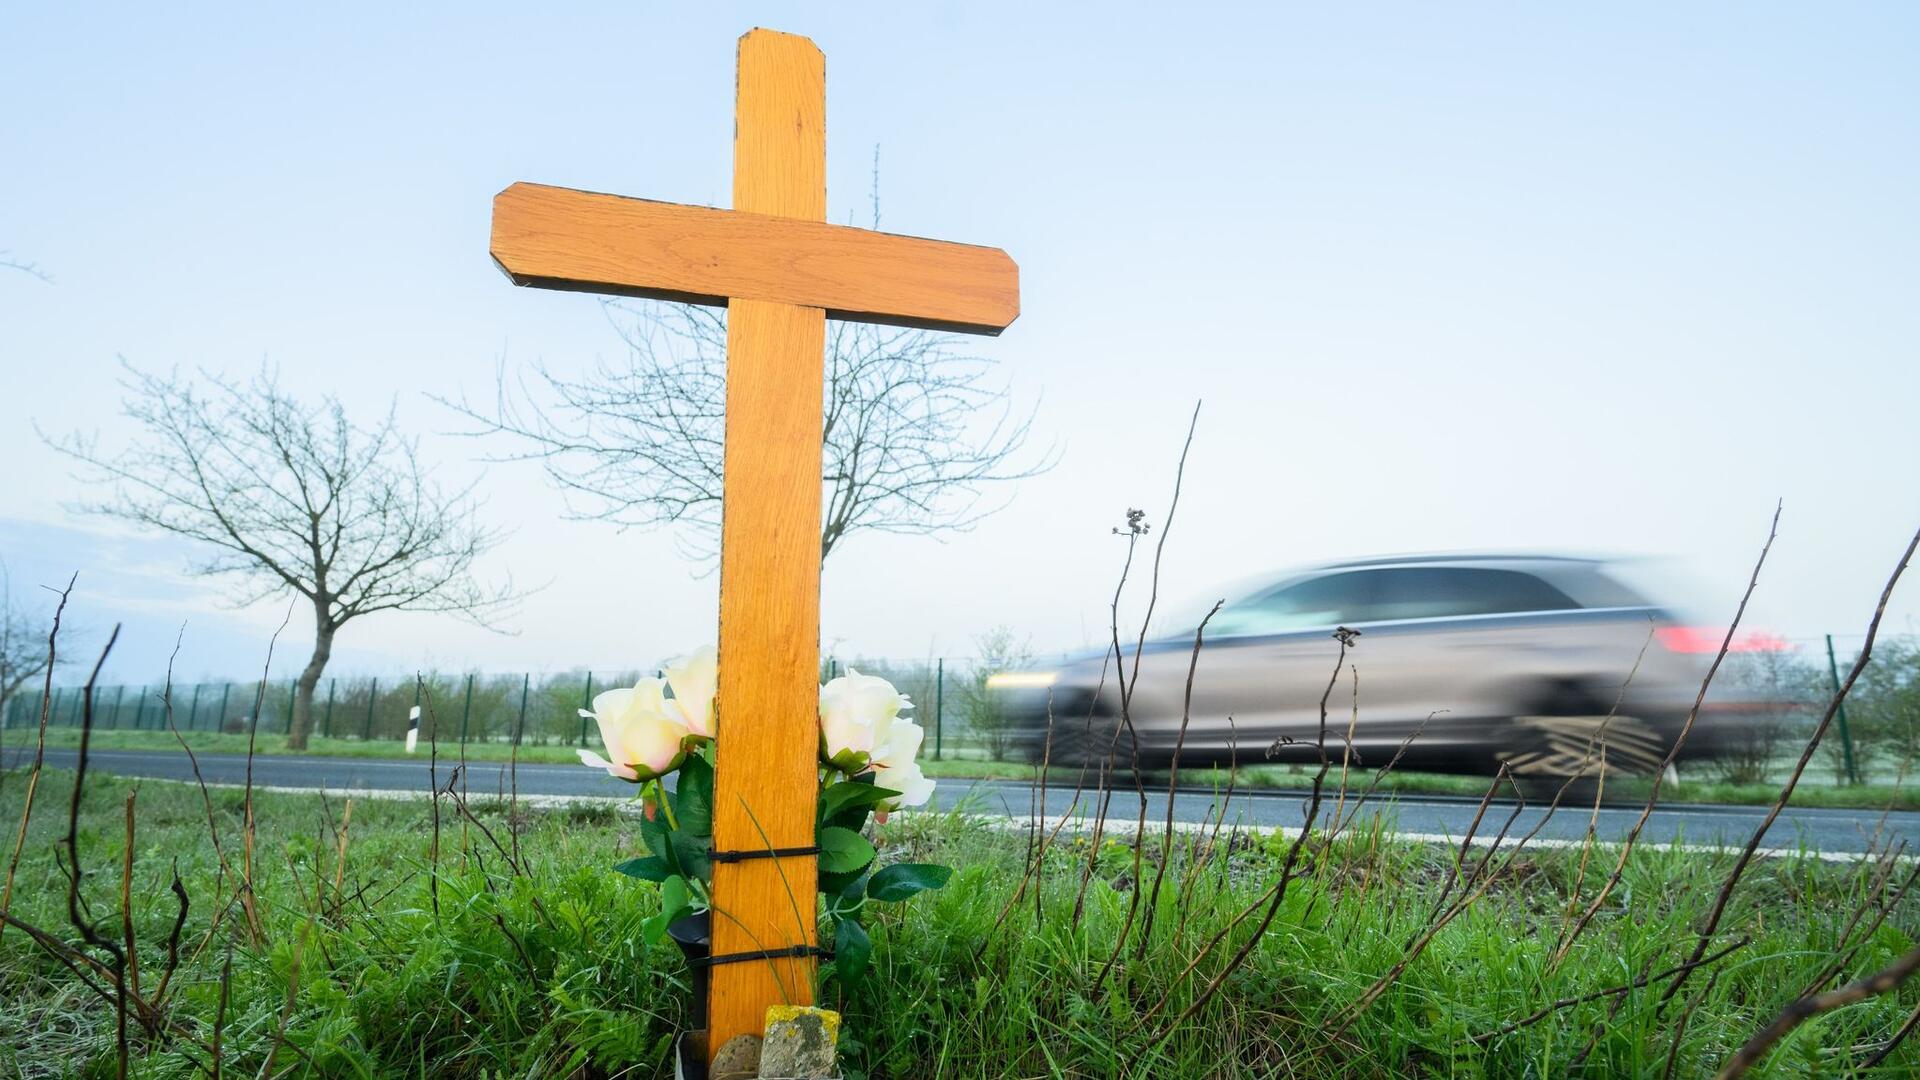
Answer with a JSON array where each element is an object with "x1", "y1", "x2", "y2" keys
[
  {"x1": 1499, "y1": 682, "x2": 1669, "y2": 803},
  {"x1": 1038, "y1": 711, "x2": 1140, "y2": 783}
]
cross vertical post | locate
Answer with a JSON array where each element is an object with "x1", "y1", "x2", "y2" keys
[{"x1": 706, "y1": 28, "x2": 829, "y2": 1055}]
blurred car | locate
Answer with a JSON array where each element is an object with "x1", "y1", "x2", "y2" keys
[{"x1": 986, "y1": 553, "x2": 1781, "y2": 781}]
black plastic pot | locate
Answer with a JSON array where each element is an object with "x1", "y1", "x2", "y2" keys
[{"x1": 668, "y1": 911, "x2": 712, "y2": 1032}]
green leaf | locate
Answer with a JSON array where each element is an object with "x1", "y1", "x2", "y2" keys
[
  {"x1": 675, "y1": 753, "x2": 714, "y2": 837},
  {"x1": 817, "y1": 826, "x2": 877, "y2": 875},
  {"x1": 866, "y1": 862, "x2": 952, "y2": 903},
  {"x1": 816, "y1": 865, "x2": 867, "y2": 898},
  {"x1": 612, "y1": 856, "x2": 671, "y2": 882},
  {"x1": 661, "y1": 874, "x2": 690, "y2": 917},
  {"x1": 819, "y1": 779, "x2": 902, "y2": 823},
  {"x1": 834, "y1": 916, "x2": 872, "y2": 987},
  {"x1": 824, "y1": 870, "x2": 870, "y2": 915},
  {"x1": 639, "y1": 812, "x2": 675, "y2": 870},
  {"x1": 643, "y1": 874, "x2": 692, "y2": 945},
  {"x1": 641, "y1": 910, "x2": 670, "y2": 944},
  {"x1": 671, "y1": 828, "x2": 711, "y2": 885}
]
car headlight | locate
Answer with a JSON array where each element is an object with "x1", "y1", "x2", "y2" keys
[{"x1": 985, "y1": 671, "x2": 1057, "y2": 690}]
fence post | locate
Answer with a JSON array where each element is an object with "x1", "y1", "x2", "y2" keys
[
  {"x1": 460, "y1": 673, "x2": 474, "y2": 746},
  {"x1": 515, "y1": 673, "x2": 529, "y2": 746},
  {"x1": 324, "y1": 679, "x2": 335, "y2": 738},
  {"x1": 579, "y1": 672, "x2": 594, "y2": 746},
  {"x1": 217, "y1": 684, "x2": 231, "y2": 733},
  {"x1": 1825, "y1": 634, "x2": 1861, "y2": 785},
  {"x1": 286, "y1": 680, "x2": 298, "y2": 735},
  {"x1": 187, "y1": 684, "x2": 202, "y2": 731},
  {"x1": 364, "y1": 677, "x2": 378, "y2": 740},
  {"x1": 933, "y1": 659, "x2": 945, "y2": 761},
  {"x1": 130, "y1": 687, "x2": 147, "y2": 731},
  {"x1": 110, "y1": 685, "x2": 125, "y2": 729}
]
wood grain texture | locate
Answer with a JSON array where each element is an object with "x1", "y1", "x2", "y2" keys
[
  {"x1": 707, "y1": 28, "x2": 829, "y2": 1062},
  {"x1": 490, "y1": 183, "x2": 1018, "y2": 335}
]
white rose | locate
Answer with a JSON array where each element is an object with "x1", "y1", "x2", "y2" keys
[
  {"x1": 664, "y1": 644, "x2": 717, "y2": 739},
  {"x1": 871, "y1": 719, "x2": 936, "y2": 809},
  {"x1": 819, "y1": 668, "x2": 912, "y2": 773},
  {"x1": 576, "y1": 677, "x2": 690, "y2": 782}
]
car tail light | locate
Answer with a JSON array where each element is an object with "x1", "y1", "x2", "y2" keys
[{"x1": 1655, "y1": 627, "x2": 1793, "y2": 654}]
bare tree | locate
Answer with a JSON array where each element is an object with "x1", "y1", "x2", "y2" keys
[
  {"x1": 0, "y1": 562, "x2": 58, "y2": 722},
  {"x1": 958, "y1": 624, "x2": 1038, "y2": 760},
  {"x1": 445, "y1": 303, "x2": 1050, "y2": 565},
  {"x1": 46, "y1": 364, "x2": 516, "y2": 749}
]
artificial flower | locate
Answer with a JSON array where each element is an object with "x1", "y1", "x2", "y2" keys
[
  {"x1": 576, "y1": 677, "x2": 690, "y2": 782},
  {"x1": 819, "y1": 668, "x2": 912, "y2": 773},
  {"x1": 664, "y1": 644, "x2": 717, "y2": 738},
  {"x1": 870, "y1": 718, "x2": 937, "y2": 809}
]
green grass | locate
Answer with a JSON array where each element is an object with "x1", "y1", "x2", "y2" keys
[
  {"x1": 25, "y1": 727, "x2": 1920, "y2": 811},
  {"x1": 2, "y1": 763, "x2": 1917, "y2": 1077}
]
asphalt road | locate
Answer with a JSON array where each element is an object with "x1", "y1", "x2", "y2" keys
[{"x1": 7, "y1": 747, "x2": 1917, "y2": 856}]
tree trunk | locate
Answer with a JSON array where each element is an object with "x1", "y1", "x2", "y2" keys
[{"x1": 288, "y1": 622, "x2": 335, "y2": 751}]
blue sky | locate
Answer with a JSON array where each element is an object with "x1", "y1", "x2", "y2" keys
[{"x1": 3, "y1": 3, "x2": 1917, "y2": 684}]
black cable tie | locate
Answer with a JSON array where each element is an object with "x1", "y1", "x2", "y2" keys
[
  {"x1": 708, "y1": 844, "x2": 821, "y2": 864},
  {"x1": 690, "y1": 944, "x2": 834, "y2": 969}
]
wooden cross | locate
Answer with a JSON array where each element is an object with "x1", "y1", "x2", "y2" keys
[{"x1": 488, "y1": 28, "x2": 1018, "y2": 1060}]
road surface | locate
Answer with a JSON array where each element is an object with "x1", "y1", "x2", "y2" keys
[{"x1": 5, "y1": 747, "x2": 1914, "y2": 856}]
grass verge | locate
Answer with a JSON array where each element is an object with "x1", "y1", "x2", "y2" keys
[{"x1": 1, "y1": 766, "x2": 1916, "y2": 1077}]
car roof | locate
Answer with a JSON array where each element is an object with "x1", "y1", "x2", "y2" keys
[{"x1": 1313, "y1": 552, "x2": 1605, "y2": 570}]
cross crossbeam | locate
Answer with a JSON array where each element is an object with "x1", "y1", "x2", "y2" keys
[{"x1": 492, "y1": 184, "x2": 1018, "y2": 334}]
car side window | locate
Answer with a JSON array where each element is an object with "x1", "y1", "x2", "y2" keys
[
  {"x1": 1209, "y1": 571, "x2": 1378, "y2": 637},
  {"x1": 1364, "y1": 568, "x2": 1579, "y2": 622}
]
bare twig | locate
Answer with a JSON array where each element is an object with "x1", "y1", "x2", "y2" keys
[
  {"x1": 1103, "y1": 403, "x2": 1203, "y2": 951},
  {"x1": 1071, "y1": 511, "x2": 1146, "y2": 930},
  {"x1": 0, "y1": 573, "x2": 75, "y2": 944},
  {"x1": 238, "y1": 605, "x2": 295, "y2": 944},
  {"x1": 1666, "y1": 522, "x2": 1919, "y2": 1005},
  {"x1": 1468, "y1": 937, "x2": 1749, "y2": 1044},
  {"x1": 1663, "y1": 968, "x2": 1721, "y2": 1080},
  {"x1": 1552, "y1": 503, "x2": 1781, "y2": 968},
  {"x1": 423, "y1": 675, "x2": 441, "y2": 919},
  {"x1": 1862, "y1": 996, "x2": 1920, "y2": 1070},
  {"x1": 1797, "y1": 842, "x2": 1919, "y2": 999},
  {"x1": 63, "y1": 625, "x2": 128, "y2": 1080},
  {"x1": 152, "y1": 860, "x2": 190, "y2": 1008},
  {"x1": 330, "y1": 798, "x2": 354, "y2": 921},
  {"x1": 1135, "y1": 599, "x2": 1223, "y2": 959},
  {"x1": 212, "y1": 944, "x2": 232, "y2": 1080},
  {"x1": 1144, "y1": 627, "x2": 1355, "y2": 1039},
  {"x1": 120, "y1": 789, "x2": 141, "y2": 1006},
  {"x1": 1717, "y1": 941, "x2": 1920, "y2": 1078}
]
